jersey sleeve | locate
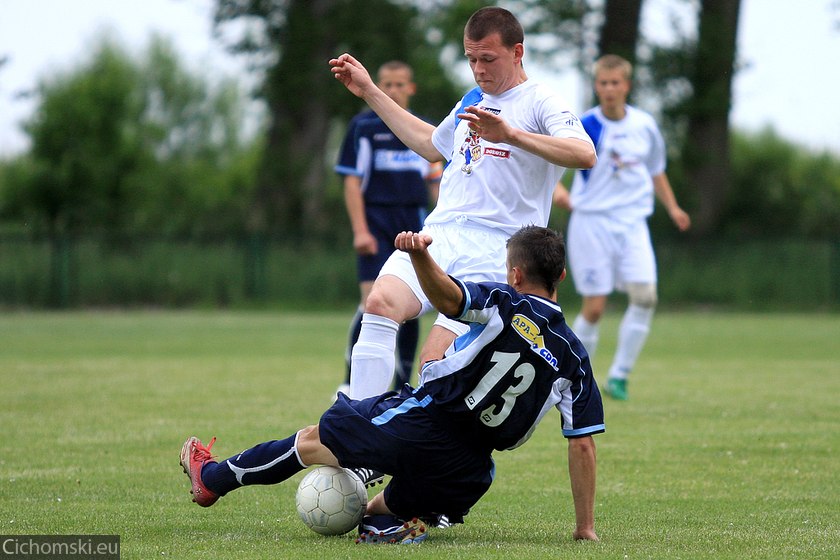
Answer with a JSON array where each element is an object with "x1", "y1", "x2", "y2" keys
[
  {"x1": 536, "y1": 88, "x2": 594, "y2": 147},
  {"x1": 645, "y1": 117, "x2": 667, "y2": 176},
  {"x1": 453, "y1": 280, "x2": 518, "y2": 326},
  {"x1": 335, "y1": 114, "x2": 364, "y2": 177}
]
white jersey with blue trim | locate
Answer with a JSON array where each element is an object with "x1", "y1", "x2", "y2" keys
[
  {"x1": 416, "y1": 279, "x2": 604, "y2": 451},
  {"x1": 428, "y1": 81, "x2": 593, "y2": 235},
  {"x1": 570, "y1": 105, "x2": 666, "y2": 222}
]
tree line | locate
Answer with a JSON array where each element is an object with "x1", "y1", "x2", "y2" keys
[{"x1": 1, "y1": 0, "x2": 838, "y2": 242}]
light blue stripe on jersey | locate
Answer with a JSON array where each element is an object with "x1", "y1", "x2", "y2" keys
[
  {"x1": 453, "y1": 322, "x2": 486, "y2": 352},
  {"x1": 371, "y1": 394, "x2": 433, "y2": 426},
  {"x1": 335, "y1": 164, "x2": 362, "y2": 176},
  {"x1": 562, "y1": 424, "x2": 606, "y2": 437},
  {"x1": 579, "y1": 113, "x2": 604, "y2": 183},
  {"x1": 444, "y1": 87, "x2": 484, "y2": 169}
]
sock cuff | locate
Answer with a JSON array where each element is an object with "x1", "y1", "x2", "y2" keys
[
  {"x1": 293, "y1": 430, "x2": 308, "y2": 468},
  {"x1": 361, "y1": 313, "x2": 400, "y2": 332}
]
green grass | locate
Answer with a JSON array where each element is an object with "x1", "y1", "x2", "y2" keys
[{"x1": 1, "y1": 310, "x2": 838, "y2": 559}]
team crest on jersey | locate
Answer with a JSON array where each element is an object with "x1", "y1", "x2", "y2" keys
[
  {"x1": 511, "y1": 314, "x2": 559, "y2": 370},
  {"x1": 459, "y1": 129, "x2": 484, "y2": 175},
  {"x1": 458, "y1": 111, "x2": 510, "y2": 174}
]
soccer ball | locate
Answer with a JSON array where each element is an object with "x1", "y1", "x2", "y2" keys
[{"x1": 295, "y1": 466, "x2": 367, "y2": 536}]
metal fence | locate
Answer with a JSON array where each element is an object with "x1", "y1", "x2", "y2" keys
[{"x1": 1, "y1": 234, "x2": 838, "y2": 311}]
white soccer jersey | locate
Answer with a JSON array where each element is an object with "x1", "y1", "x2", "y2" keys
[
  {"x1": 569, "y1": 105, "x2": 666, "y2": 221},
  {"x1": 429, "y1": 81, "x2": 593, "y2": 236}
]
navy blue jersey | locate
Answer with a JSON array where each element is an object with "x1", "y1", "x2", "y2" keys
[
  {"x1": 335, "y1": 110, "x2": 437, "y2": 207},
  {"x1": 417, "y1": 280, "x2": 604, "y2": 451}
]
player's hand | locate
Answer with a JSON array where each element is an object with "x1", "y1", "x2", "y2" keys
[
  {"x1": 354, "y1": 231, "x2": 378, "y2": 256},
  {"x1": 457, "y1": 105, "x2": 512, "y2": 144},
  {"x1": 670, "y1": 206, "x2": 691, "y2": 232},
  {"x1": 394, "y1": 231, "x2": 433, "y2": 253},
  {"x1": 329, "y1": 53, "x2": 374, "y2": 98},
  {"x1": 553, "y1": 184, "x2": 572, "y2": 210}
]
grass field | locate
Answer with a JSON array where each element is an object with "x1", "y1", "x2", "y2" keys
[{"x1": 1, "y1": 310, "x2": 838, "y2": 559}]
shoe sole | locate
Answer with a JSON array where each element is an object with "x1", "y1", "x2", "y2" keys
[{"x1": 356, "y1": 518, "x2": 428, "y2": 545}]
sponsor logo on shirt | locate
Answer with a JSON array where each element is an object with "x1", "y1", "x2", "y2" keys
[
  {"x1": 562, "y1": 111, "x2": 580, "y2": 127},
  {"x1": 374, "y1": 149, "x2": 427, "y2": 173},
  {"x1": 511, "y1": 314, "x2": 559, "y2": 370},
  {"x1": 373, "y1": 132, "x2": 395, "y2": 141},
  {"x1": 483, "y1": 147, "x2": 510, "y2": 158}
]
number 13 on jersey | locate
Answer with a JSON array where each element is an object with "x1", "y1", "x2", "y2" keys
[{"x1": 464, "y1": 351, "x2": 535, "y2": 427}]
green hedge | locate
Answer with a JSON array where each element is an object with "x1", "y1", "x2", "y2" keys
[{"x1": 0, "y1": 234, "x2": 837, "y2": 310}]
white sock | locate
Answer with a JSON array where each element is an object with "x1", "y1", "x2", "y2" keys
[
  {"x1": 573, "y1": 314, "x2": 600, "y2": 360},
  {"x1": 608, "y1": 304, "x2": 654, "y2": 380},
  {"x1": 349, "y1": 313, "x2": 399, "y2": 399}
]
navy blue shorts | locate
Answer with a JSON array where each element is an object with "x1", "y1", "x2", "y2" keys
[
  {"x1": 358, "y1": 205, "x2": 426, "y2": 282},
  {"x1": 319, "y1": 388, "x2": 494, "y2": 519}
]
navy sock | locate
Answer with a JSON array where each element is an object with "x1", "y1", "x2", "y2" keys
[
  {"x1": 394, "y1": 318, "x2": 419, "y2": 388},
  {"x1": 201, "y1": 433, "x2": 305, "y2": 496}
]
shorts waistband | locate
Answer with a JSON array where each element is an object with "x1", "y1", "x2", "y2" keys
[{"x1": 425, "y1": 216, "x2": 510, "y2": 236}]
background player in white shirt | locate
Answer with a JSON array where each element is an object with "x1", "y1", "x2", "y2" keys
[
  {"x1": 553, "y1": 54, "x2": 691, "y2": 401},
  {"x1": 329, "y1": 7, "x2": 596, "y2": 401}
]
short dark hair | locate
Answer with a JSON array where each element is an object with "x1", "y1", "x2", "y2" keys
[
  {"x1": 465, "y1": 7, "x2": 524, "y2": 47},
  {"x1": 506, "y1": 226, "x2": 566, "y2": 294}
]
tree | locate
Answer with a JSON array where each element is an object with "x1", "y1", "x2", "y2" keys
[
  {"x1": 213, "y1": 0, "x2": 461, "y2": 238},
  {"x1": 3, "y1": 34, "x2": 255, "y2": 236},
  {"x1": 680, "y1": 0, "x2": 742, "y2": 235},
  {"x1": 598, "y1": 0, "x2": 643, "y2": 66}
]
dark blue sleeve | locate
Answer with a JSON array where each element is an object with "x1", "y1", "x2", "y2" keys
[{"x1": 335, "y1": 114, "x2": 363, "y2": 176}]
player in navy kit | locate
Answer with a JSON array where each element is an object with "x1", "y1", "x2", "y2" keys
[
  {"x1": 180, "y1": 225, "x2": 604, "y2": 543},
  {"x1": 335, "y1": 61, "x2": 441, "y2": 395}
]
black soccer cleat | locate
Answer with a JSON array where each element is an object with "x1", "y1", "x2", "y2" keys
[{"x1": 348, "y1": 467, "x2": 385, "y2": 488}]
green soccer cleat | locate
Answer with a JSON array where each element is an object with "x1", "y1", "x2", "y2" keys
[{"x1": 605, "y1": 378, "x2": 628, "y2": 401}]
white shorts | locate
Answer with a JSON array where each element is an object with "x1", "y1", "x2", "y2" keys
[
  {"x1": 378, "y1": 219, "x2": 509, "y2": 335},
  {"x1": 567, "y1": 212, "x2": 657, "y2": 296}
]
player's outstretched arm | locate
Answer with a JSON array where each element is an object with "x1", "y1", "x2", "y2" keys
[
  {"x1": 394, "y1": 231, "x2": 463, "y2": 317},
  {"x1": 330, "y1": 53, "x2": 442, "y2": 162},
  {"x1": 568, "y1": 436, "x2": 599, "y2": 541}
]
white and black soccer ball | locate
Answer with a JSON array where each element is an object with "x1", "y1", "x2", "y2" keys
[{"x1": 295, "y1": 466, "x2": 367, "y2": 536}]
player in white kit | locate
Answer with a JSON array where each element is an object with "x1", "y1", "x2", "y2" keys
[
  {"x1": 330, "y1": 7, "x2": 596, "y2": 402},
  {"x1": 553, "y1": 54, "x2": 691, "y2": 401}
]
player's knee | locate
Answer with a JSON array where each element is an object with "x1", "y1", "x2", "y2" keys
[
  {"x1": 363, "y1": 289, "x2": 405, "y2": 320},
  {"x1": 363, "y1": 278, "x2": 419, "y2": 321},
  {"x1": 626, "y1": 283, "x2": 658, "y2": 308}
]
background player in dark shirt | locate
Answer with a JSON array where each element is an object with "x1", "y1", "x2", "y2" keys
[{"x1": 335, "y1": 61, "x2": 441, "y2": 396}]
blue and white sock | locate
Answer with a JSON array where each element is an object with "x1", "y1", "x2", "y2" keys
[{"x1": 201, "y1": 432, "x2": 306, "y2": 495}]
